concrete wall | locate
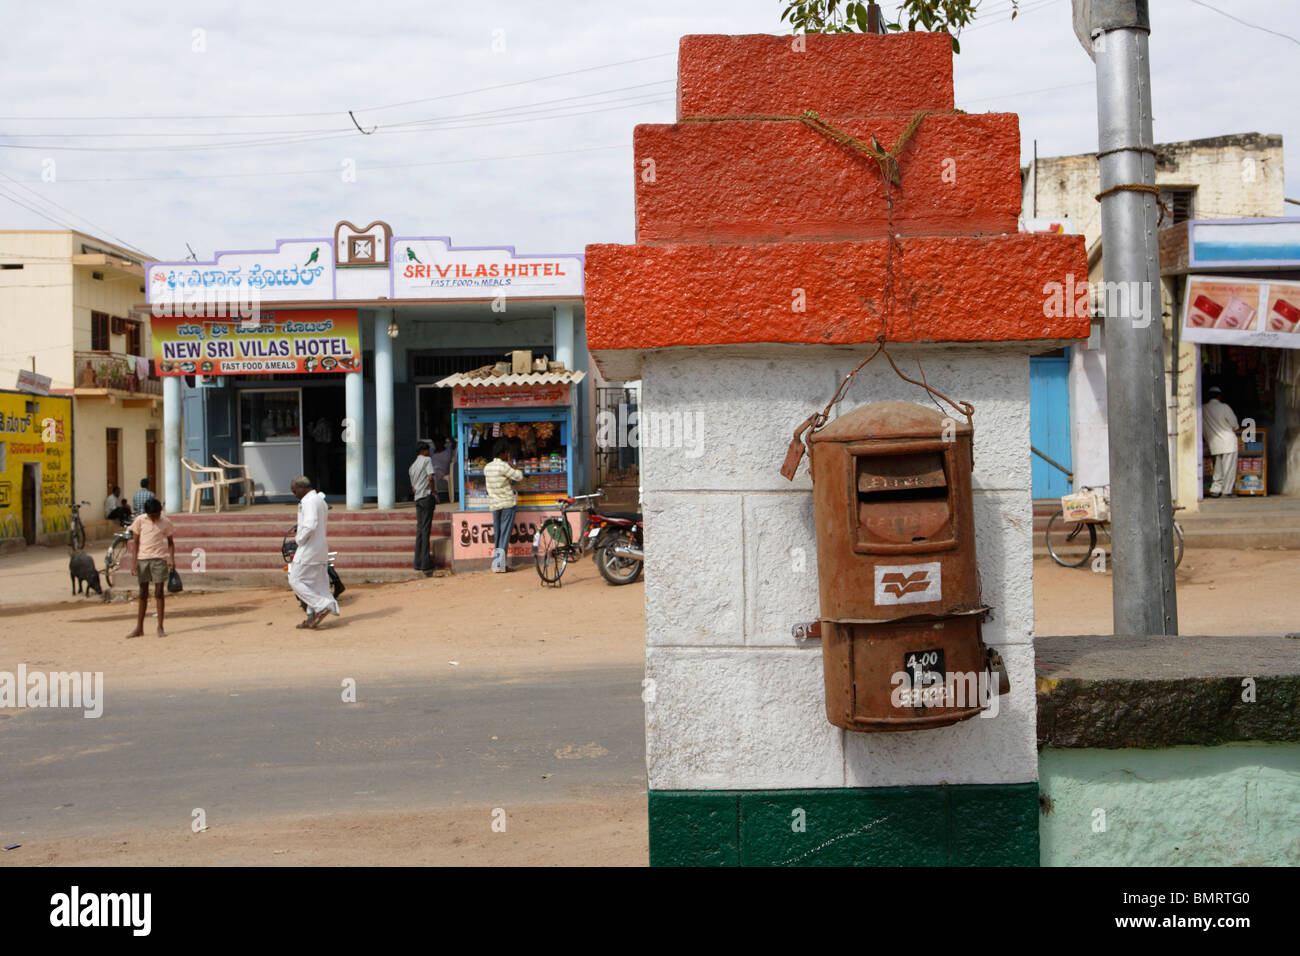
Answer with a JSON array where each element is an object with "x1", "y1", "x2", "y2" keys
[
  {"x1": 1022, "y1": 133, "x2": 1286, "y2": 251},
  {"x1": 73, "y1": 400, "x2": 161, "y2": 510},
  {"x1": 1040, "y1": 743, "x2": 1300, "y2": 866},
  {"x1": 0, "y1": 232, "x2": 76, "y2": 387},
  {"x1": 641, "y1": 345, "x2": 1039, "y2": 792}
]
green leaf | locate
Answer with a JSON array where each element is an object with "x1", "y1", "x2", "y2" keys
[{"x1": 854, "y1": 2, "x2": 869, "y2": 31}]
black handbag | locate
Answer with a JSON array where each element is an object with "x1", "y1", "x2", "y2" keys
[{"x1": 167, "y1": 568, "x2": 183, "y2": 593}]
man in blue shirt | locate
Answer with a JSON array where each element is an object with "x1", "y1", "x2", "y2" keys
[{"x1": 131, "y1": 478, "x2": 158, "y2": 516}]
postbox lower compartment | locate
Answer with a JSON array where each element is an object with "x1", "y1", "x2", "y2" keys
[{"x1": 822, "y1": 615, "x2": 991, "y2": 732}]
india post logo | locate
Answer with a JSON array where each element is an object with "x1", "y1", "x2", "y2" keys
[{"x1": 874, "y1": 562, "x2": 941, "y2": 605}]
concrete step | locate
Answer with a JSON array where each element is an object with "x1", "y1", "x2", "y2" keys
[
  {"x1": 174, "y1": 535, "x2": 446, "y2": 553},
  {"x1": 147, "y1": 567, "x2": 443, "y2": 590},
  {"x1": 163, "y1": 549, "x2": 446, "y2": 571},
  {"x1": 170, "y1": 520, "x2": 450, "y2": 539}
]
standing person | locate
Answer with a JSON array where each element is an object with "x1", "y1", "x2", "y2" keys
[
  {"x1": 124, "y1": 498, "x2": 175, "y2": 639},
  {"x1": 429, "y1": 436, "x2": 454, "y2": 505},
  {"x1": 1204, "y1": 386, "x2": 1241, "y2": 498},
  {"x1": 310, "y1": 417, "x2": 333, "y2": 491},
  {"x1": 289, "y1": 475, "x2": 340, "y2": 628},
  {"x1": 409, "y1": 442, "x2": 435, "y2": 576},
  {"x1": 105, "y1": 485, "x2": 131, "y2": 524},
  {"x1": 484, "y1": 439, "x2": 523, "y2": 573},
  {"x1": 131, "y1": 477, "x2": 157, "y2": 515}
]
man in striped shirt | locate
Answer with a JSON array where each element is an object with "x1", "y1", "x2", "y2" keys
[
  {"x1": 131, "y1": 478, "x2": 158, "y2": 516},
  {"x1": 484, "y1": 439, "x2": 523, "y2": 572}
]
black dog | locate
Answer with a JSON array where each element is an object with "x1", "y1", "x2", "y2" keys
[{"x1": 69, "y1": 551, "x2": 103, "y2": 596}]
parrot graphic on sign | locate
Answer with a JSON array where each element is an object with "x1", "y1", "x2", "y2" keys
[
  {"x1": 304, "y1": 247, "x2": 320, "y2": 266},
  {"x1": 405, "y1": 247, "x2": 422, "y2": 264}
]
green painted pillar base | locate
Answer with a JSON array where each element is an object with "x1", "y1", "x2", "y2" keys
[{"x1": 649, "y1": 783, "x2": 1039, "y2": 866}]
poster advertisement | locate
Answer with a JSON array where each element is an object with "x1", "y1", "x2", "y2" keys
[
  {"x1": 0, "y1": 391, "x2": 72, "y2": 541},
  {"x1": 151, "y1": 308, "x2": 360, "y2": 376},
  {"x1": 1181, "y1": 276, "x2": 1300, "y2": 350}
]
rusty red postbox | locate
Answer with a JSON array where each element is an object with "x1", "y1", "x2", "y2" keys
[{"x1": 808, "y1": 401, "x2": 1002, "y2": 731}]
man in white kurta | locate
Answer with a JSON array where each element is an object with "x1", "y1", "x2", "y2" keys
[
  {"x1": 289, "y1": 476, "x2": 340, "y2": 627},
  {"x1": 1203, "y1": 387, "x2": 1240, "y2": 498}
]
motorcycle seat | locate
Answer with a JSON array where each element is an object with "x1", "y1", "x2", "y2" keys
[{"x1": 599, "y1": 511, "x2": 642, "y2": 523}]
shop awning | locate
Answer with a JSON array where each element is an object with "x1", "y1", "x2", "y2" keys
[{"x1": 435, "y1": 369, "x2": 586, "y2": 388}]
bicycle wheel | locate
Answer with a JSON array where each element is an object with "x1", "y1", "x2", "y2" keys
[
  {"x1": 104, "y1": 538, "x2": 129, "y2": 587},
  {"x1": 534, "y1": 519, "x2": 569, "y2": 584},
  {"x1": 70, "y1": 519, "x2": 85, "y2": 552},
  {"x1": 1045, "y1": 511, "x2": 1097, "y2": 568},
  {"x1": 1173, "y1": 522, "x2": 1185, "y2": 569}
]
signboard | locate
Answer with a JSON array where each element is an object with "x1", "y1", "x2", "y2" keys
[
  {"x1": 151, "y1": 308, "x2": 361, "y2": 375},
  {"x1": 452, "y1": 384, "x2": 570, "y2": 409},
  {"x1": 1189, "y1": 219, "x2": 1300, "y2": 269},
  {"x1": 451, "y1": 509, "x2": 581, "y2": 562},
  {"x1": 0, "y1": 391, "x2": 72, "y2": 541},
  {"x1": 1181, "y1": 275, "x2": 1300, "y2": 349},
  {"x1": 1019, "y1": 217, "x2": 1076, "y2": 235},
  {"x1": 147, "y1": 239, "x2": 335, "y2": 307},
  {"x1": 393, "y1": 238, "x2": 583, "y2": 299},
  {"x1": 15, "y1": 369, "x2": 51, "y2": 396}
]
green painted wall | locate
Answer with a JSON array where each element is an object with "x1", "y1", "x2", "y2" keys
[
  {"x1": 1039, "y1": 742, "x2": 1300, "y2": 866},
  {"x1": 649, "y1": 783, "x2": 1039, "y2": 866}
]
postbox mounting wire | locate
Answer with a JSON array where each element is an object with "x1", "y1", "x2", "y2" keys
[{"x1": 778, "y1": 335, "x2": 975, "y2": 481}]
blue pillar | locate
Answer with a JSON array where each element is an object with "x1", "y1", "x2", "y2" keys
[
  {"x1": 374, "y1": 309, "x2": 395, "y2": 510},
  {"x1": 554, "y1": 303, "x2": 574, "y2": 370},
  {"x1": 345, "y1": 369, "x2": 365, "y2": 510},
  {"x1": 163, "y1": 375, "x2": 182, "y2": 513}
]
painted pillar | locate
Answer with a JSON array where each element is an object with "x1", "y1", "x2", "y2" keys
[
  {"x1": 345, "y1": 369, "x2": 365, "y2": 510},
  {"x1": 162, "y1": 375, "x2": 183, "y2": 514},
  {"x1": 374, "y1": 309, "x2": 395, "y2": 510},
  {"x1": 584, "y1": 33, "x2": 1089, "y2": 866},
  {"x1": 553, "y1": 304, "x2": 574, "y2": 370}
]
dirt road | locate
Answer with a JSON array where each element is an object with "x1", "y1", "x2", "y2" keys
[{"x1": 1, "y1": 544, "x2": 1297, "y2": 865}]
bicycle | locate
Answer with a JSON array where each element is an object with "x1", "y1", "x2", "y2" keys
[
  {"x1": 534, "y1": 491, "x2": 636, "y2": 586},
  {"x1": 68, "y1": 500, "x2": 90, "y2": 551},
  {"x1": 103, "y1": 526, "x2": 134, "y2": 587},
  {"x1": 1044, "y1": 485, "x2": 1185, "y2": 570}
]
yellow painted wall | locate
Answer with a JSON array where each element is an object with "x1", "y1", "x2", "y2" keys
[
  {"x1": 73, "y1": 399, "x2": 161, "y2": 507},
  {"x1": 0, "y1": 390, "x2": 73, "y2": 540}
]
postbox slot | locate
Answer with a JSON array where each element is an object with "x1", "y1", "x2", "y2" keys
[{"x1": 854, "y1": 450, "x2": 954, "y2": 548}]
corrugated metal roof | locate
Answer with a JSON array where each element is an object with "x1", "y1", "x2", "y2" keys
[{"x1": 435, "y1": 369, "x2": 587, "y2": 388}]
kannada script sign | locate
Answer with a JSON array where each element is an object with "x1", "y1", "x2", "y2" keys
[{"x1": 151, "y1": 308, "x2": 361, "y2": 376}]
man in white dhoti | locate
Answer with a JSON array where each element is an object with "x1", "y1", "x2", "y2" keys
[
  {"x1": 289, "y1": 475, "x2": 340, "y2": 629},
  {"x1": 1203, "y1": 386, "x2": 1241, "y2": 498}
]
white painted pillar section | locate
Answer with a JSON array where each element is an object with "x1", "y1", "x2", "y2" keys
[
  {"x1": 554, "y1": 304, "x2": 574, "y2": 370},
  {"x1": 162, "y1": 375, "x2": 183, "y2": 514},
  {"x1": 374, "y1": 309, "x2": 395, "y2": 510},
  {"x1": 345, "y1": 369, "x2": 365, "y2": 510}
]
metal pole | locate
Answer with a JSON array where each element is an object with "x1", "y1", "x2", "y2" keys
[{"x1": 1091, "y1": 0, "x2": 1178, "y2": 634}]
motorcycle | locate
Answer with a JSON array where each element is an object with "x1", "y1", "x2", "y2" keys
[
  {"x1": 590, "y1": 507, "x2": 644, "y2": 586},
  {"x1": 281, "y1": 525, "x2": 345, "y2": 607}
]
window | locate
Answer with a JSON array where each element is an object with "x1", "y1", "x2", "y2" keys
[
  {"x1": 123, "y1": 320, "x2": 142, "y2": 356},
  {"x1": 1158, "y1": 188, "x2": 1196, "y2": 224},
  {"x1": 91, "y1": 312, "x2": 110, "y2": 351}
]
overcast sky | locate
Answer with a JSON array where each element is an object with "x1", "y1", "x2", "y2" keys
[{"x1": 1, "y1": 0, "x2": 1295, "y2": 261}]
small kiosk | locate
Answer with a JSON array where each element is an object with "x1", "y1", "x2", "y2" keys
[{"x1": 436, "y1": 367, "x2": 586, "y2": 568}]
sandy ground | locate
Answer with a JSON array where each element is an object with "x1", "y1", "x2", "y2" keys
[
  {"x1": 7, "y1": 795, "x2": 649, "y2": 867},
  {"x1": 1033, "y1": 547, "x2": 1300, "y2": 635},
  {"x1": 2, "y1": 543, "x2": 1298, "y2": 866}
]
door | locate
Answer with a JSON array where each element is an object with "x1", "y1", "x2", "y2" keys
[
  {"x1": 106, "y1": 428, "x2": 121, "y2": 494},
  {"x1": 21, "y1": 463, "x2": 37, "y2": 544},
  {"x1": 146, "y1": 429, "x2": 158, "y2": 494},
  {"x1": 1030, "y1": 353, "x2": 1073, "y2": 499}
]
